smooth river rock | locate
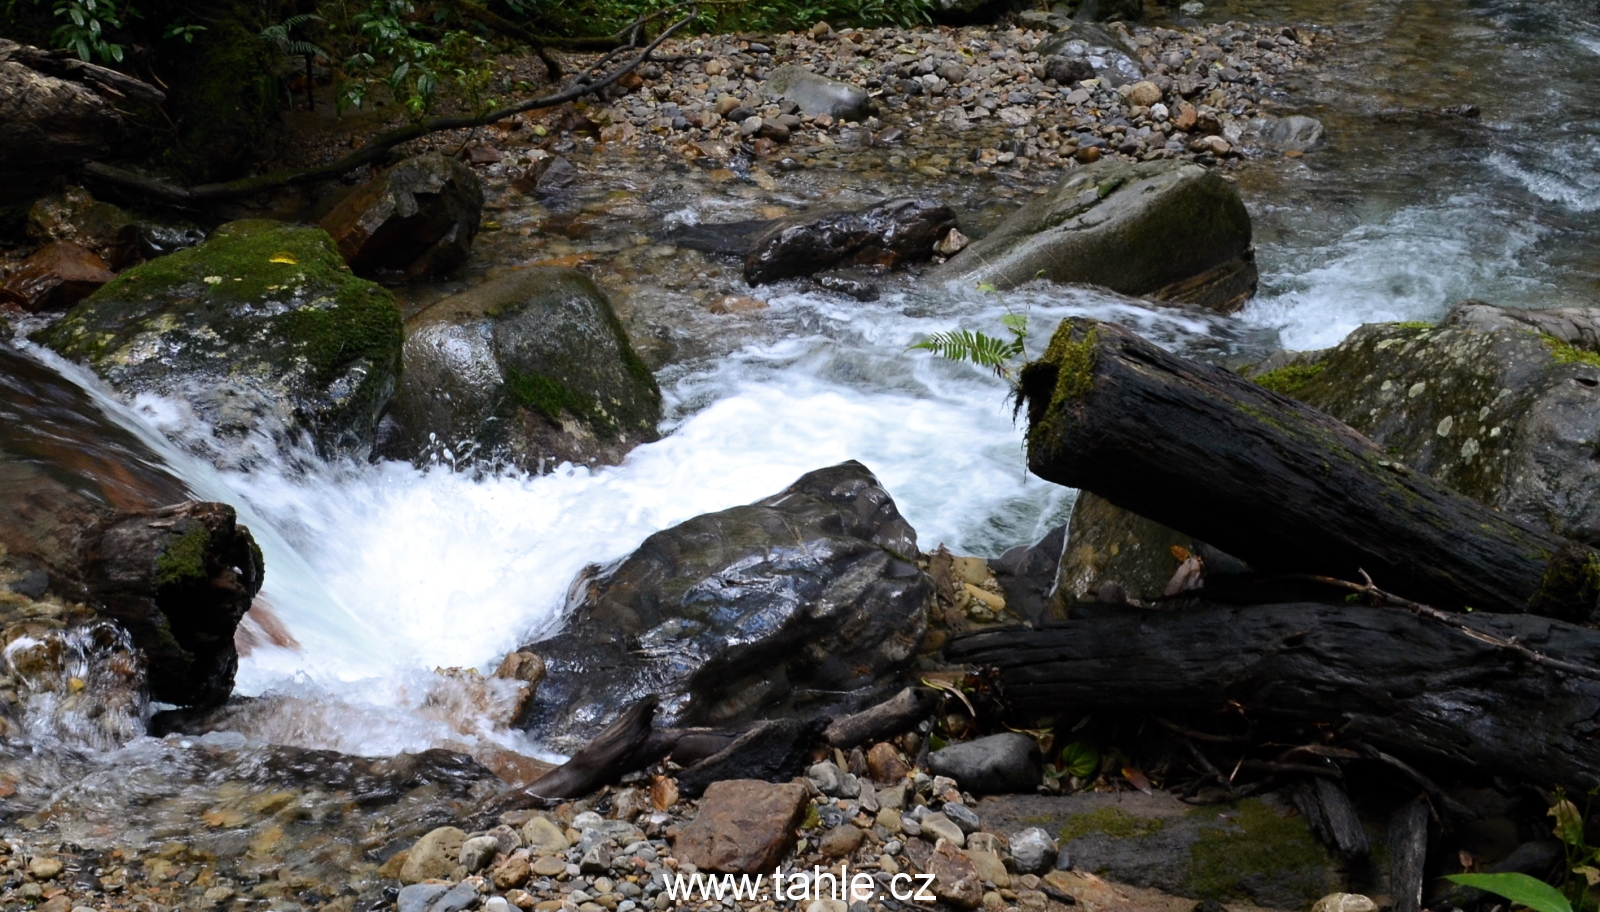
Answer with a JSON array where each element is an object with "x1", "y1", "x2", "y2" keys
[
  {"x1": 934, "y1": 159, "x2": 1256, "y2": 311},
  {"x1": 521, "y1": 460, "x2": 931, "y2": 753}
]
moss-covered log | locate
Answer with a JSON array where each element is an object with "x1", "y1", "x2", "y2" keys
[
  {"x1": 1019, "y1": 318, "x2": 1600, "y2": 620},
  {"x1": 946, "y1": 602, "x2": 1600, "y2": 790}
]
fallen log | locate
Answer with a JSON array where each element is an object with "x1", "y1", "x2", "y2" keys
[
  {"x1": 1017, "y1": 318, "x2": 1600, "y2": 620},
  {"x1": 945, "y1": 602, "x2": 1600, "y2": 790}
]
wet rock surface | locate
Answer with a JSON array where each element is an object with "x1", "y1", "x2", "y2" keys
[
  {"x1": 33, "y1": 219, "x2": 404, "y2": 467},
  {"x1": 0, "y1": 240, "x2": 114, "y2": 312},
  {"x1": 935, "y1": 157, "x2": 1256, "y2": 307},
  {"x1": 744, "y1": 198, "x2": 958, "y2": 284},
  {"x1": 320, "y1": 152, "x2": 485, "y2": 280},
  {"x1": 523, "y1": 460, "x2": 931, "y2": 753},
  {"x1": 1257, "y1": 303, "x2": 1600, "y2": 545},
  {"x1": 378, "y1": 266, "x2": 662, "y2": 473},
  {"x1": 26, "y1": 186, "x2": 140, "y2": 269}
]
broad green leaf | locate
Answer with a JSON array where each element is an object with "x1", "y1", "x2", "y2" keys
[
  {"x1": 1442, "y1": 873, "x2": 1572, "y2": 912},
  {"x1": 1060, "y1": 742, "x2": 1099, "y2": 779},
  {"x1": 1551, "y1": 798, "x2": 1585, "y2": 847}
]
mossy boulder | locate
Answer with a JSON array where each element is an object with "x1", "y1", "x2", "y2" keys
[
  {"x1": 1256, "y1": 302, "x2": 1600, "y2": 545},
  {"x1": 977, "y1": 791, "x2": 1346, "y2": 909},
  {"x1": 34, "y1": 219, "x2": 403, "y2": 466},
  {"x1": 933, "y1": 159, "x2": 1256, "y2": 312},
  {"x1": 520, "y1": 461, "x2": 931, "y2": 753},
  {"x1": 378, "y1": 267, "x2": 661, "y2": 474}
]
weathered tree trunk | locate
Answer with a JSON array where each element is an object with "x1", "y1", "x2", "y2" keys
[
  {"x1": 1018, "y1": 318, "x2": 1600, "y2": 620},
  {"x1": 945, "y1": 603, "x2": 1600, "y2": 789}
]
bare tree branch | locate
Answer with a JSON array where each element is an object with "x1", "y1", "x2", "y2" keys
[{"x1": 81, "y1": 8, "x2": 695, "y2": 206}]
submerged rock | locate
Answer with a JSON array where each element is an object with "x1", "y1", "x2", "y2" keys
[
  {"x1": 1256, "y1": 302, "x2": 1600, "y2": 545},
  {"x1": 34, "y1": 219, "x2": 403, "y2": 466},
  {"x1": 378, "y1": 267, "x2": 661, "y2": 473},
  {"x1": 744, "y1": 198, "x2": 958, "y2": 285},
  {"x1": 934, "y1": 159, "x2": 1256, "y2": 311},
  {"x1": 320, "y1": 152, "x2": 484, "y2": 280},
  {"x1": 0, "y1": 240, "x2": 114, "y2": 312},
  {"x1": 522, "y1": 461, "x2": 931, "y2": 753}
]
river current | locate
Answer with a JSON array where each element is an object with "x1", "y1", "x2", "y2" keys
[{"x1": 12, "y1": 0, "x2": 1600, "y2": 765}]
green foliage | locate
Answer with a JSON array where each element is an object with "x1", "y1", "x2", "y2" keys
[
  {"x1": 504, "y1": 0, "x2": 929, "y2": 41},
  {"x1": 1253, "y1": 362, "x2": 1325, "y2": 396},
  {"x1": 48, "y1": 0, "x2": 124, "y2": 63},
  {"x1": 1044, "y1": 741, "x2": 1099, "y2": 780},
  {"x1": 1443, "y1": 874, "x2": 1572, "y2": 912},
  {"x1": 259, "y1": 13, "x2": 325, "y2": 59},
  {"x1": 339, "y1": 0, "x2": 499, "y2": 117},
  {"x1": 909, "y1": 283, "x2": 1032, "y2": 390}
]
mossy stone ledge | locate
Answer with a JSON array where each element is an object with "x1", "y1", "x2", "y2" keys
[{"x1": 34, "y1": 219, "x2": 403, "y2": 466}]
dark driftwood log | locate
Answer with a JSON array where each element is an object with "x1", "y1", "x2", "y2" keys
[
  {"x1": 945, "y1": 603, "x2": 1600, "y2": 789},
  {"x1": 484, "y1": 695, "x2": 660, "y2": 814},
  {"x1": 1018, "y1": 318, "x2": 1600, "y2": 620},
  {"x1": 1388, "y1": 796, "x2": 1431, "y2": 912},
  {"x1": 823, "y1": 686, "x2": 940, "y2": 749}
]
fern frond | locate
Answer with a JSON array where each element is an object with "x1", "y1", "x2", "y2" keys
[{"x1": 909, "y1": 329, "x2": 1024, "y2": 378}]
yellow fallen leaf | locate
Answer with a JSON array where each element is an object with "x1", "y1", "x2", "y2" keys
[{"x1": 269, "y1": 253, "x2": 298, "y2": 264}]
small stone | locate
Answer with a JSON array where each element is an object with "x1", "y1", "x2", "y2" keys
[
  {"x1": 203, "y1": 886, "x2": 236, "y2": 903},
  {"x1": 401, "y1": 826, "x2": 467, "y2": 884},
  {"x1": 819, "y1": 825, "x2": 866, "y2": 857},
  {"x1": 943, "y1": 802, "x2": 981, "y2": 834},
  {"x1": 533, "y1": 855, "x2": 567, "y2": 877},
  {"x1": 28, "y1": 857, "x2": 63, "y2": 879},
  {"x1": 809, "y1": 761, "x2": 846, "y2": 795},
  {"x1": 672, "y1": 779, "x2": 811, "y2": 875},
  {"x1": 494, "y1": 853, "x2": 533, "y2": 889},
  {"x1": 740, "y1": 115, "x2": 764, "y2": 136},
  {"x1": 398, "y1": 883, "x2": 451, "y2": 912},
  {"x1": 928, "y1": 734, "x2": 1042, "y2": 794},
  {"x1": 1010, "y1": 827, "x2": 1057, "y2": 875},
  {"x1": 1173, "y1": 101, "x2": 1199, "y2": 131},
  {"x1": 877, "y1": 808, "x2": 903, "y2": 834},
  {"x1": 969, "y1": 849, "x2": 1010, "y2": 887},
  {"x1": 1124, "y1": 81, "x2": 1162, "y2": 107},
  {"x1": 927, "y1": 843, "x2": 984, "y2": 909},
  {"x1": 867, "y1": 743, "x2": 911, "y2": 783},
  {"x1": 522, "y1": 816, "x2": 571, "y2": 856},
  {"x1": 461, "y1": 834, "x2": 501, "y2": 872},
  {"x1": 935, "y1": 228, "x2": 969, "y2": 257},
  {"x1": 919, "y1": 811, "x2": 966, "y2": 847},
  {"x1": 714, "y1": 95, "x2": 742, "y2": 115},
  {"x1": 1312, "y1": 894, "x2": 1379, "y2": 912}
]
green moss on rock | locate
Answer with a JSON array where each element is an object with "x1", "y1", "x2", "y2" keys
[
  {"x1": 1544, "y1": 335, "x2": 1600, "y2": 369},
  {"x1": 1060, "y1": 807, "x2": 1166, "y2": 843},
  {"x1": 1253, "y1": 362, "x2": 1326, "y2": 396},
  {"x1": 34, "y1": 219, "x2": 402, "y2": 460},
  {"x1": 1183, "y1": 799, "x2": 1334, "y2": 903},
  {"x1": 154, "y1": 524, "x2": 212, "y2": 587}
]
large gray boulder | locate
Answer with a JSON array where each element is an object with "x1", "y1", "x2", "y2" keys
[
  {"x1": 34, "y1": 219, "x2": 403, "y2": 467},
  {"x1": 521, "y1": 461, "x2": 931, "y2": 753},
  {"x1": 377, "y1": 267, "x2": 661, "y2": 474},
  {"x1": 1254, "y1": 302, "x2": 1600, "y2": 546},
  {"x1": 934, "y1": 159, "x2": 1256, "y2": 312},
  {"x1": 1036, "y1": 23, "x2": 1146, "y2": 87},
  {"x1": 764, "y1": 66, "x2": 870, "y2": 121},
  {"x1": 319, "y1": 152, "x2": 484, "y2": 280}
]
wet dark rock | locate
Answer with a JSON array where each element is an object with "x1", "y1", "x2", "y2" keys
[
  {"x1": 1050, "y1": 490, "x2": 1196, "y2": 610},
  {"x1": 745, "y1": 198, "x2": 958, "y2": 285},
  {"x1": 814, "y1": 274, "x2": 881, "y2": 301},
  {"x1": 764, "y1": 66, "x2": 871, "y2": 121},
  {"x1": 1242, "y1": 114, "x2": 1325, "y2": 152},
  {"x1": 927, "y1": 732, "x2": 1041, "y2": 793},
  {"x1": 935, "y1": 158, "x2": 1255, "y2": 311},
  {"x1": 674, "y1": 718, "x2": 826, "y2": 798},
  {"x1": 377, "y1": 266, "x2": 661, "y2": 474},
  {"x1": 0, "y1": 343, "x2": 262, "y2": 712},
  {"x1": 1036, "y1": 24, "x2": 1146, "y2": 87},
  {"x1": 34, "y1": 219, "x2": 403, "y2": 466},
  {"x1": 522, "y1": 460, "x2": 931, "y2": 753},
  {"x1": 1044, "y1": 56, "x2": 1097, "y2": 85},
  {"x1": 0, "y1": 241, "x2": 114, "y2": 312},
  {"x1": 1257, "y1": 303, "x2": 1600, "y2": 545},
  {"x1": 666, "y1": 218, "x2": 775, "y2": 257},
  {"x1": 136, "y1": 218, "x2": 208, "y2": 258},
  {"x1": 319, "y1": 152, "x2": 484, "y2": 280},
  {"x1": 26, "y1": 186, "x2": 139, "y2": 268},
  {"x1": 989, "y1": 524, "x2": 1066, "y2": 625},
  {"x1": 1074, "y1": 0, "x2": 1144, "y2": 21}
]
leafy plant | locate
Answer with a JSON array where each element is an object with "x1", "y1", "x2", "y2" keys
[
  {"x1": 1442, "y1": 874, "x2": 1572, "y2": 912},
  {"x1": 260, "y1": 14, "x2": 328, "y2": 111},
  {"x1": 1044, "y1": 742, "x2": 1100, "y2": 781},
  {"x1": 908, "y1": 283, "x2": 1032, "y2": 391},
  {"x1": 162, "y1": 21, "x2": 205, "y2": 43},
  {"x1": 49, "y1": 0, "x2": 123, "y2": 63},
  {"x1": 339, "y1": 0, "x2": 498, "y2": 117}
]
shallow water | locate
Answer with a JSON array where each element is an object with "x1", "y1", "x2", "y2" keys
[{"x1": 9, "y1": 0, "x2": 1600, "y2": 771}]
